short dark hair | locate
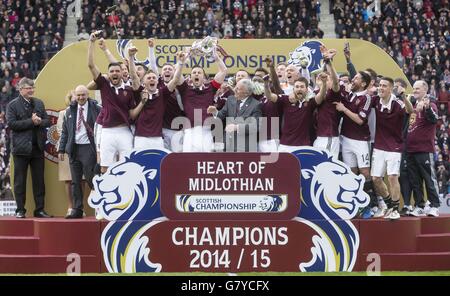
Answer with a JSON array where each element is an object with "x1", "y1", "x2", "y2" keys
[
  {"x1": 365, "y1": 68, "x2": 378, "y2": 81},
  {"x1": 192, "y1": 66, "x2": 207, "y2": 77},
  {"x1": 136, "y1": 63, "x2": 149, "y2": 72},
  {"x1": 359, "y1": 71, "x2": 371, "y2": 89},
  {"x1": 235, "y1": 69, "x2": 250, "y2": 77},
  {"x1": 117, "y1": 61, "x2": 129, "y2": 71},
  {"x1": 162, "y1": 63, "x2": 174, "y2": 68},
  {"x1": 254, "y1": 67, "x2": 269, "y2": 75},
  {"x1": 340, "y1": 72, "x2": 350, "y2": 78},
  {"x1": 108, "y1": 62, "x2": 122, "y2": 69},
  {"x1": 294, "y1": 77, "x2": 309, "y2": 87},
  {"x1": 394, "y1": 78, "x2": 407, "y2": 88},
  {"x1": 381, "y1": 76, "x2": 394, "y2": 86},
  {"x1": 145, "y1": 70, "x2": 157, "y2": 76}
]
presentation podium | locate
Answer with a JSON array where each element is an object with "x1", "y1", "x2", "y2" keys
[{"x1": 1, "y1": 148, "x2": 449, "y2": 273}]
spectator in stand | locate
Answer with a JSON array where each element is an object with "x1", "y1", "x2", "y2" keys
[
  {"x1": 333, "y1": 1, "x2": 448, "y2": 89},
  {"x1": 77, "y1": 0, "x2": 322, "y2": 40}
]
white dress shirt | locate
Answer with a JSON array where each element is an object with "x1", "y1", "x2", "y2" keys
[{"x1": 75, "y1": 103, "x2": 90, "y2": 144}]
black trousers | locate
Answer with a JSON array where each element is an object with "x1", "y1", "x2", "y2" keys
[
  {"x1": 13, "y1": 147, "x2": 45, "y2": 213},
  {"x1": 69, "y1": 144, "x2": 96, "y2": 211},
  {"x1": 399, "y1": 152, "x2": 414, "y2": 206},
  {"x1": 407, "y1": 152, "x2": 440, "y2": 208}
]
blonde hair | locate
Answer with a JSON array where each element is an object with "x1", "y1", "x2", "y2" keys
[{"x1": 64, "y1": 90, "x2": 73, "y2": 107}]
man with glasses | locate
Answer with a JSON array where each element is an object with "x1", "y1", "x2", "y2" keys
[{"x1": 6, "y1": 78, "x2": 52, "y2": 218}]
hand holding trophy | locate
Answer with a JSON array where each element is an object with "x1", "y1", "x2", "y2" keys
[{"x1": 189, "y1": 36, "x2": 219, "y2": 62}]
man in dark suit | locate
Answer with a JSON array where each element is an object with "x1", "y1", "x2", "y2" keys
[
  {"x1": 58, "y1": 85, "x2": 101, "y2": 218},
  {"x1": 208, "y1": 79, "x2": 262, "y2": 152},
  {"x1": 6, "y1": 78, "x2": 52, "y2": 218}
]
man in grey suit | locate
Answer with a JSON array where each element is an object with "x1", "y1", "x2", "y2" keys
[
  {"x1": 208, "y1": 79, "x2": 262, "y2": 152},
  {"x1": 58, "y1": 85, "x2": 101, "y2": 218}
]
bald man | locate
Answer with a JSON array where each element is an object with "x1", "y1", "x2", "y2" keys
[{"x1": 58, "y1": 85, "x2": 101, "y2": 218}]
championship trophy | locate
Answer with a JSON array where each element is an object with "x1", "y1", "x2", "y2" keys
[
  {"x1": 189, "y1": 36, "x2": 227, "y2": 61},
  {"x1": 189, "y1": 36, "x2": 219, "y2": 61}
]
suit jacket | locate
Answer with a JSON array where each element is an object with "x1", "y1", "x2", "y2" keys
[
  {"x1": 216, "y1": 95, "x2": 262, "y2": 152},
  {"x1": 6, "y1": 95, "x2": 50, "y2": 156},
  {"x1": 58, "y1": 99, "x2": 101, "y2": 157}
]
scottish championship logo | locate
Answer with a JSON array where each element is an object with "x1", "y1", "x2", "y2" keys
[{"x1": 176, "y1": 195, "x2": 286, "y2": 213}]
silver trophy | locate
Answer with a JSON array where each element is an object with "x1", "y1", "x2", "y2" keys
[{"x1": 189, "y1": 36, "x2": 219, "y2": 60}]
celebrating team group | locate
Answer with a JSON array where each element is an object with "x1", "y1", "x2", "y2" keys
[{"x1": 56, "y1": 34, "x2": 440, "y2": 220}]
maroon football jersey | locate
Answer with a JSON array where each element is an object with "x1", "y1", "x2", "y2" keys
[
  {"x1": 278, "y1": 95, "x2": 317, "y2": 146},
  {"x1": 260, "y1": 96, "x2": 281, "y2": 140},
  {"x1": 372, "y1": 95, "x2": 406, "y2": 152},
  {"x1": 158, "y1": 77, "x2": 184, "y2": 130},
  {"x1": 316, "y1": 86, "x2": 342, "y2": 137},
  {"x1": 95, "y1": 75, "x2": 135, "y2": 127},
  {"x1": 134, "y1": 85, "x2": 171, "y2": 137},
  {"x1": 407, "y1": 101, "x2": 438, "y2": 153},
  {"x1": 337, "y1": 89, "x2": 372, "y2": 141},
  {"x1": 177, "y1": 80, "x2": 220, "y2": 127}
]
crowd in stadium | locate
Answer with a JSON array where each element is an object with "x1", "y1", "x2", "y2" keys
[
  {"x1": 0, "y1": 1, "x2": 448, "y2": 219},
  {"x1": 76, "y1": 0, "x2": 324, "y2": 40}
]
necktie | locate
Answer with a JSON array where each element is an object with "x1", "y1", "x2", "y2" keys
[
  {"x1": 77, "y1": 106, "x2": 84, "y2": 132},
  {"x1": 236, "y1": 100, "x2": 242, "y2": 115}
]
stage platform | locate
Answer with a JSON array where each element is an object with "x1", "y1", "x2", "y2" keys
[{"x1": 0, "y1": 216, "x2": 449, "y2": 273}]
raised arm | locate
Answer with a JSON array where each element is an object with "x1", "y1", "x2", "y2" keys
[
  {"x1": 314, "y1": 72, "x2": 329, "y2": 105},
  {"x1": 404, "y1": 94, "x2": 414, "y2": 114},
  {"x1": 263, "y1": 75, "x2": 278, "y2": 103},
  {"x1": 423, "y1": 97, "x2": 439, "y2": 123},
  {"x1": 88, "y1": 32, "x2": 101, "y2": 80},
  {"x1": 265, "y1": 57, "x2": 283, "y2": 94},
  {"x1": 213, "y1": 49, "x2": 227, "y2": 84},
  {"x1": 147, "y1": 38, "x2": 159, "y2": 75},
  {"x1": 344, "y1": 46, "x2": 357, "y2": 79},
  {"x1": 98, "y1": 38, "x2": 118, "y2": 63},
  {"x1": 86, "y1": 80, "x2": 98, "y2": 90},
  {"x1": 324, "y1": 49, "x2": 340, "y2": 92},
  {"x1": 127, "y1": 46, "x2": 141, "y2": 91},
  {"x1": 167, "y1": 51, "x2": 187, "y2": 92}
]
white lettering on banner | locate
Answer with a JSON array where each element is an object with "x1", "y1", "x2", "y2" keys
[
  {"x1": 171, "y1": 227, "x2": 288, "y2": 246},
  {"x1": 188, "y1": 177, "x2": 274, "y2": 191},
  {"x1": 197, "y1": 161, "x2": 244, "y2": 174}
]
